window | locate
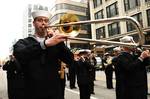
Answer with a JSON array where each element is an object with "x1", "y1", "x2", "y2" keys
[
  {"x1": 108, "y1": 22, "x2": 120, "y2": 36},
  {"x1": 126, "y1": 13, "x2": 142, "y2": 32},
  {"x1": 147, "y1": 9, "x2": 150, "y2": 26},
  {"x1": 55, "y1": 3, "x2": 87, "y2": 13},
  {"x1": 95, "y1": 9, "x2": 104, "y2": 19},
  {"x1": 28, "y1": 30, "x2": 32, "y2": 33},
  {"x1": 39, "y1": 5, "x2": 44, "y2": 10},
  {"x1": 44, "y1": 7, "x2": 48, "y2": 11},
  {"x1": 50, "y1": 13, "x2": 87, "y2": 24},
  {"x1": 28, "y1": 8, "x2": 32, "y2": 17},
  {"x1": 124, "y1": 0, "x2": 140, "y2": 11},
  {"x1": 96, "y1": 26, "x2": 105, "y2": 39},
  {"x1": 33, "y1": 5, "x2": 38, "y2": 10},
  {"x1": 28, "y1": 19, "x2": 32, "y2": 22},
  {"x1": 145, "y1": 0, "x2": 150, "y2": 2},
  {"x1": 106, "y1": 2, "x2": 118, "y2": 18},
  {"x1": 93, "y1": 0, "x2": 102, "y2": 8},
  {"x1": 28, "y1": 24, "x2": 32, "y2": 27}
]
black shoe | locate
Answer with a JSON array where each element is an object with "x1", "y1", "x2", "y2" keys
[
  {"x1": 70, "y1": 87, "x2": 77, "y2": 89},
  {"x1": 107, "y1": 87, "x2": 114, "y2": 89},
  {"x1": 91, "y1": 92, "x2": 95, "y2": 95}
]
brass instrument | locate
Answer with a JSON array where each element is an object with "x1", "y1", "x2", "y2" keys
[
  {"x1": 47, "y1": 13, "x2": 150, "y2": 48},
  {"x1": 59, "y1": 14, "x2": 80, "y2": 37},
  {"x1": 59, "y1": 62, "x2": 66, "y2": 79}
]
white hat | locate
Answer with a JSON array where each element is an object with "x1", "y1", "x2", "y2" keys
[
  {"x1": 104, "y1": 52, "x2": 109, "y2": 56},
  {"x1": 113, "y1": 47, "x2": 121, "y2": 51},
  {"x1": 74, "y1": 50, "x2": 80, "y2": 55},
  {"x1": 78, "y1": 49, "x2": 91, "y2": 53},
  {"x1": 120, "y1": 36, "x2": 135, "y2": 43},
  {"x1": 32, "y1": 10, "x2": 51, "y2": 19}
]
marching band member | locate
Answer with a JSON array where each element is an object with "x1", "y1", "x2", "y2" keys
[
  {"x1": 75, "y1": 50, "x2": 92, "y2": 99},
  {"x1": 114, "y1": 36, "x2": 150, "y2": 99},
  {"x1": 13, "y1": 10, "x2": 74, "y2": 99},
  {"x1": 103, "y1": 53, "x2": 114, "y2": 89}
]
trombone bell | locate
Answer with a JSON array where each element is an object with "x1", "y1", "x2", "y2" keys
[{"x1": 59, "y1": 14, "x2": 81, "y2": 37}]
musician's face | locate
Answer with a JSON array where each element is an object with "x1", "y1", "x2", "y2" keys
[
  {"x1": 33, "y1": 16, "x2": 49, "y2": 34},
  {"x1": 123, "y1": 46, "x2": 135, "y2": 52}
]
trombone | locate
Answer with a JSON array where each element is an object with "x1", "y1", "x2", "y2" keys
[{"x1": 48, "y1": 14, "x2": 150, "y2": 48}]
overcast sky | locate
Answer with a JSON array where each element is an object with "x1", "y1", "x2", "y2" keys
[{"x1": 0, "y1": 0, "x2": 81, "y2": 60}]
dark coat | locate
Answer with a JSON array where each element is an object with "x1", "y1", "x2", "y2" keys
[
  {"x1": 114, "y1": 52, "x2": 148, "y2": 99},
  {"x1": 3, "y1": 60, "x2": 25, "y2": 99},
  {"x1": 75, "y1": 59, "x2": 91, "y2": 85},
  {"x1": 13, "y1": 37, "x2": 73, "y2": 99},
  {"x1": 74, "y1": 59, "x2": 92, "y2": 99},
  {"x1": 89, "y1": 57, "x2": 97, "y2": 81}
]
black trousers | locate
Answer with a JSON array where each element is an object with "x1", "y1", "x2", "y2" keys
[
  {"x1": 89, "y1": 81, "x2": 94, "y2": 93},
  {"x1": 7, "y1": 72, "x2": 25, "y2": 99},
  {"x1": 69, "y1": 72, "x2": 76, "y2": 88},
  {"x1": 69, "y1": 66, "x2": 76, "y2": 88},
  {"x1": 28, "y1": 91, "x2": 63, "y2": 99},
  {"x1": 78, "y1": 84, "x2": 91, "y2": 99},
  {"x1": 60, "y1": 78, "x2": 66, "y2": 99},
  {"x1": 116, "y1": 85, "x2": 147, "y2": 99},
  {"x1": 105, "y1": 70, "x2": 113, "y2": 89}
]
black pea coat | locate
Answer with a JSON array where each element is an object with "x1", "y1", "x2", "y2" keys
[
  {"x1": 69, "y1": 61, "x2": 76, "y2": 88},
  {"x1": 114, "y1": 52, "x2": 148, "y2": 99},
  {"x1": 103, "y1": 57, "x2": 114, "y2": 89},
  {"x1": 74, "y1": 59, "x2": 91, "y2": 99},
  {"x1": 104, "y1": 63, "x2": 114, "y2": 89},
  {"x1": 3, "y1": 60, "x2": 25, "y2": 99},
  {"x1": 89, "y1": 57, "x2": 97, "y2": 81},
  {"x1": 13, "y1": 37, "x2": 74, "y2": 99}
]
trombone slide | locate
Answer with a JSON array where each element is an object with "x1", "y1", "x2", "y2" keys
[{"x1": 48, "y1": 14, "x2": 147, "y2": 48}]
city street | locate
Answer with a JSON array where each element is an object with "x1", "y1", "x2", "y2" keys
[
  {"x1": 65, "y1": 71, "x2": 150, "y2": 99},
  {"x1": 1, "y1": 69, "x2": 150, "y2": 99},
  {"x1": 0, "y1": 0, "x2": 150, "y2": 99},
  {"x1": 65, "y1": 71, "x2": 116, "y2": 99}
]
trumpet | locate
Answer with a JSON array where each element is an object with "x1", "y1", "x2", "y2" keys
[{"x1": 47, "y1": 13, "x2": 150, "y2": 48}]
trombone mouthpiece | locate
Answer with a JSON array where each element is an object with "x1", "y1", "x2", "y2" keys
[{"x1": 42, "y1": 25, "x2": 49, "y2": 29}]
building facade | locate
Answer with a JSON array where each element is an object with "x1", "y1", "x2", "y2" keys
[{"x1": 89, "y1": 0, "x2": 150, "y2": 45}]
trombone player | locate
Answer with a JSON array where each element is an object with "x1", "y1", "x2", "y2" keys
[
  {"x1": 13, "y1": 10, "x2": 74, "y2": 99},
  {"x1": 114, "y1": 36, "x2": 150, "y2": 99}
]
